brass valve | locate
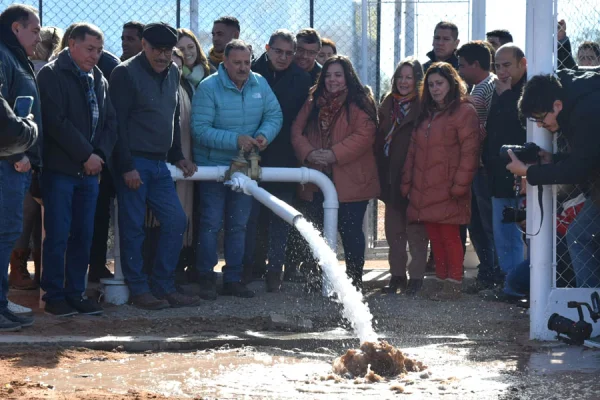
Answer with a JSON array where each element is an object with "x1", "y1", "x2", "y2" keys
[{"x1": 226, "y1": 146, "x2": 261, "y2": 181}]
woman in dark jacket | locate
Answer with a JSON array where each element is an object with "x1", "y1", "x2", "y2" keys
[{"x1": 376, "y1": 58, "x2": 428, "y2": 296}]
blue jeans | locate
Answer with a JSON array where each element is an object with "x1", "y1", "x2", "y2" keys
[
  {"x1": 492, "y1": 197, "x2": 525, "y2": 296},
  {"x1": 195, "y1": 181, "x2": 253, "y2": 283},
  {"x1": 306, "y1": 193, "x2": 369, "y2": 282},
  {"x1": 244, "y1": 188, "x2": 295, "y2": 273},
  {"x1": 566, "y1": 198, "x2": 600, "y2": 288},
  {"x1": 0, "y1": 160, "x2": 31, "y2": 311},
  {"x1": 116, "y1": 158, "x2": 187, "y2": 297},
  {"x1": 41, "y1": 171, "x2": 99, "y2": 302},
  {"x1": 469, "y1": 169, "x2": 499, "y2": 283}
]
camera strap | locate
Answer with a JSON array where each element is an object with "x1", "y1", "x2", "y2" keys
[{"x1": 518, "y1": 161, "x2": 545, "y2": 237}]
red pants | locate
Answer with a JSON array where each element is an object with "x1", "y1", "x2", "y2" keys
[{"x1": 424, "y1": 223, "x2": 463, "y2": 281}]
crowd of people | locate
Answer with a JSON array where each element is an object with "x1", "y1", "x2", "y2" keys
[{"x1": 1, "y1": 3, "x2": 599, "y2": 333}]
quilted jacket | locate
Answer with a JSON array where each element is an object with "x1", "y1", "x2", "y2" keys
[{"x1": 191, "y1": 63, "x2": 282, "y2": 166}]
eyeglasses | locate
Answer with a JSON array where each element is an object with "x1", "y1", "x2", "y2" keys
[
  {"x1": 150, "y1": 45, "x2": 173, "y2": 57},
  {"x1": 270, "y1": 47, "x2": 295, "y2": 58},
  {"x1": 528, "y1": 112, "x2": 549, "y2": 124},
  {"x1": 296, "y1": 47, "x2": 318, "y2": 57}
]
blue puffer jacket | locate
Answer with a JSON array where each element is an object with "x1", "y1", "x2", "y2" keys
[{"x1": 191, "y1": 64, "x2": 282, "y2": 166}]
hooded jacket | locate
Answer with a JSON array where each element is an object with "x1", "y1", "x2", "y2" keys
[
  {"x1": 0, "y1": 26, "x2": 42, "y2": 166},
  {"x1": 422, "y1": 50, "x2": 459, "y2": 73}
]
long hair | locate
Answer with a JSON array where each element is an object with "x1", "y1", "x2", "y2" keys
[
  {"x1": 417, "y1": 61, "x2": 467, "y2": 125},
  {"x1": 33, "y1": 26, "x2": 63, "y2": 62},
  {"x1": 177, "y1": 28, "x2": 210, "y2": 77},
  {"x1": 307, "y1": 55, "x2": 378, "y2": 131},
  {"x1": 389, "y1": 57, "x2": 424, "y2": 97}
]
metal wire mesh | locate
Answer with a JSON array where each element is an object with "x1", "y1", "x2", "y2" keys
[{"x1": 554, "y1": 0, "x2": 600, "y2": 288}]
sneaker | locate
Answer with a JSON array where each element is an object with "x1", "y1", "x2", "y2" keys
[
  {"x1": 404, "y1": 279, "x2": 423, "y2": 296},
  {"x1": 265, "y1": 271, "x2": 282, "y2": 293},
  {"x1": 129, "y1": 292, "x2": 170, "y2": 310},
  {"x1": 44, "y1": 300, "x2": 77, "y2": 317},
  {"x1": 221, "y1": 282, "x2": 255, "y2": 298},
  {"x1": 381, "y1": 275, "x2": 407, "y2": 294},
  {"x1": 197, "y1": 280, "x2": 218, "y2": 301},
  {"x1": 7, "y1": 300, "x2": 33, "y2": 317},
  {"x1": 1, "y1": 309, "x2": 34, "y2": 327},
  {"x1": 66, "y1": 297, "x2": 103, "y2": 315},
  {"x1": 164, "y1": 292, "x2": 201, "y2": 308},
  {"x1": 0, "y1": 313, "x2": 21, "y2": 332}
]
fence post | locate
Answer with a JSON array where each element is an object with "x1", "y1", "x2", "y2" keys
[
  {"x1": 526, "y1": 0, "x2": 556, "y2": 340},
  {"x1": 190, "y1": 0, "x2": 199, "y2": 34},
  {"x1": 360, "y1": 0, "x2": 369, "y2": 84},
  {"x1": 471, "y1": 0, "x2": 486, "y2": 40},
  {"x1": 393, "y1": 0, "x2": 402, "y2": 65},
  {"x1": 403, "y1": 0, "x2": 415, "y2": 58}
]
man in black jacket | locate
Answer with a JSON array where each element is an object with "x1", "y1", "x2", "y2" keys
[
  {"x1": 482, "y1": 44, "x2": 528, "y2": 301},
  {"x1": 0, "y1": 91, "x2": 37, "y2": 158},
  {"x1": 245, "y1": 29, "x2": 312, "y2": 292},
  {"x1": 423, "y1": 21, "x2": 460, "y2": 72},
  {"x1": 508, "y1": 68, "x2": 600, "y2": 288},
  {"x1": 110, "y1": 23, "x2": 199, "y2": 310},
  {"x1": 37, "y1": 24, "x2": 118, "y2": 317}
]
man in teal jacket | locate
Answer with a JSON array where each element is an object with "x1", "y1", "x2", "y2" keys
[{"x1": 192, "y1": 39, "x2": 282, "y2": 299}]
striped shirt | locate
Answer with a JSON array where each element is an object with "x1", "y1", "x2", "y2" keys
[{"x1": 469, "y1": 73, "x2": 496, "y2": 139}]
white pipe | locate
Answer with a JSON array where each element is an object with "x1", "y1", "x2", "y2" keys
[
  {"x1": 526, "y1": 0, "x2": 556, "y2": 340},
  {"x1": 471, "y1": 0, "x2": 487, "y2": 40},
  {"x1": 189, "y1": 0, "x2": 199, "y2": 35}
]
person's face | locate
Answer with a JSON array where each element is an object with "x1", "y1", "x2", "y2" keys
[
  {"x1": 69, "y1": 34, "x2": 103, "y2": 72},
  {"x1": 12, "y1": 13, "x2": 41, "y2": 58},
  {"x1": 530, "y1": 100, "x2": 563, "y2": 133},
  {"x1": 432, "y1": 28, "x2": 459, "y2": 61},
  {"x1": 212, "y1": 23, "x2": 238, "y2": 52},
  {"x1": 142, "y1": 39, "x2": 173, "y2": 73},
  {"x1": 395, "y1": 65, "x2": 416, "y2": 97},
  {"x1": 177, "y1": 36, "x2": 197, "y2": 68},
  {"x1": 578, "y1": 48, "x2": 600, "y2": 67},
  {"x1": 266, "y1": 38, "x2": 295, "y2": 72},
  {"x1": 324, "y1": 62, "x2": 346, "y2": 94},
  {"x1": 457, "y1": 56, "x2": 479, "y2": 85},
  {"x1": 316, "y1": 45, "x2": 335, "y2": 66},
  {"x1": 494, "y1": 49, "x2": 526, "y2": 85},
  {"x1": 224, "y1": 48, "x2": 251, "y2": 87},
  {"x1": 294, "y1": 39, "x2": 319, "y2": 72},
  {"x1": 428, "y1": 72, "x2": 450, "y2": 107},
  {"x1": 486, "y1": 36, "x2": 502, "y2": 51},
  {"x1": 121, "y1": 27, "x2": 142, "y2": 60}
]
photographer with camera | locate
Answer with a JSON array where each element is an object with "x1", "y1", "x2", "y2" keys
[
  {"x1": 507, "y1": 68, "x2": 600, "y2": 288},
  {"x1": 480, "y1": 44, "x2": 528, "y2": 302}
]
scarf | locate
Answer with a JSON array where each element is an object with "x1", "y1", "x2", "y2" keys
[
  {"x1": 209, "y1": 47, "x2": 224, "y2": 66},
  {"x1": 317, "y1": 88, "x2": 348, "y2": 148},
  {"x1": 69, "y1": 50, "x2": 98, "y2": 141},
  {"x1": 384, "y1": 93, "x2": 414, "y2": 156},
  {"x1": 182, "y1": 64, "x2": 205, "y2": 89}
]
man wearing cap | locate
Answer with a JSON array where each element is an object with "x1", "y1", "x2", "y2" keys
[{"x1": 110, "y1": 22, "x2": 199, "y2": 310}]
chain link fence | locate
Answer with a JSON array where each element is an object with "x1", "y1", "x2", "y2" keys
[{"x1": 554, "y1": 0, "x2": 600, "y2": 288}]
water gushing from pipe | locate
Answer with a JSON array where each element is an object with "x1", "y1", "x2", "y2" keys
[{"x1": 294, "y1": 217, "x2": 378, "y2": 343}]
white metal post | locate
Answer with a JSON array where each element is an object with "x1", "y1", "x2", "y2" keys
[
  {"x1": 403, "y1": 0, "x2": 415, "y2": 58},
  {"x1": 471, "y1": 0, "x2": 487, "y2": 40},
  {"x1": 360, "y1": 0, "x2": 369, "y2": 84},
  {"x1": 190, "y1": 0, "x2": 199, "y2": 35},
  {"x1": 526, "y1": 0, "x2": 556, "y2": 340}
]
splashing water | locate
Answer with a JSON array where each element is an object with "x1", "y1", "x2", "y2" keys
[{"x1": 294, "y1": 217, "x2": 378, "y2": 343}]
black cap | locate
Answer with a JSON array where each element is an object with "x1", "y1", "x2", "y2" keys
[{"x1": 142, "y1": 22, "x2": 178, "y2": 48}]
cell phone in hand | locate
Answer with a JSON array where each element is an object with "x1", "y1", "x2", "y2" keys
[{"x1": 13, "y1": 96, "x2": 34, "y2": 118}]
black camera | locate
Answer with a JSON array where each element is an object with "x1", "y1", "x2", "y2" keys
[
  {"x1": 502, "y1": 206, "x2": 526, "y2": 224},
  {"x1": 548, "y1": 292, "x2": 600, "y2": 345},
  {"x1": 499, "y1": 142, "x2": 541, "y2": 164}
]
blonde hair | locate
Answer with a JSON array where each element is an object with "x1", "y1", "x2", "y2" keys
[{"x1": 34, "y1": 26, "x2": 63, "y2": 61}]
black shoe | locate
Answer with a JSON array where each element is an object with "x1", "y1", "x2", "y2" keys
[
  {"x1": 129, "y1": 293, "x2": 170, "y2": 310},
  {"x1": 164, "y1": 292, "x2": 201, "y2": 308},
  {"x1": 197, "y1": 280, "x2": 218, "y2": 300},
  {"x1": 221, "y1": 282, "x2": 255, "y2": 298},
  {"x1": 266, "y1": 271, "x2": 282, "y2": 292},
  {"x1": 1, "y1": 309, "x2": 34, "y2": 327},
  {"x1": 0, "y1": 313, "x2": 21, "y2": 332},
  {"x1": 45, "y1": 300, "x2": 77, "y2": 317},
  {"x1": 479, "y1": 288, "x2": 525, "y2": 304},
  {"x1": 381, "y1": 275, "x2": 407, "y2": 294},
  {"x1": 66, "y1": 297, "x2": 103, "y2": 315},
  {"x1": 463, "y1": 279, "x2": 496, "y2": 294},
  {"x1": 404, "y1": 279, "x2": 423, "y2": 296}
]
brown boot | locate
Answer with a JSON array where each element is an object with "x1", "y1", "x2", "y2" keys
[
  {"x1": 9, "y1": 249, "x2": 37, "y2": 290},
  {"x1": 32, "y1": 249, "x2": 41, "y2": 285}
]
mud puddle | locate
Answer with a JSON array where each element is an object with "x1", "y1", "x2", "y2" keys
[
  {"x1": 36, "y1": 342, "x2": 515, "y2": 399},
  {"x1": 527, "y1": 346, "x2": 600, "y2": 375}
]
